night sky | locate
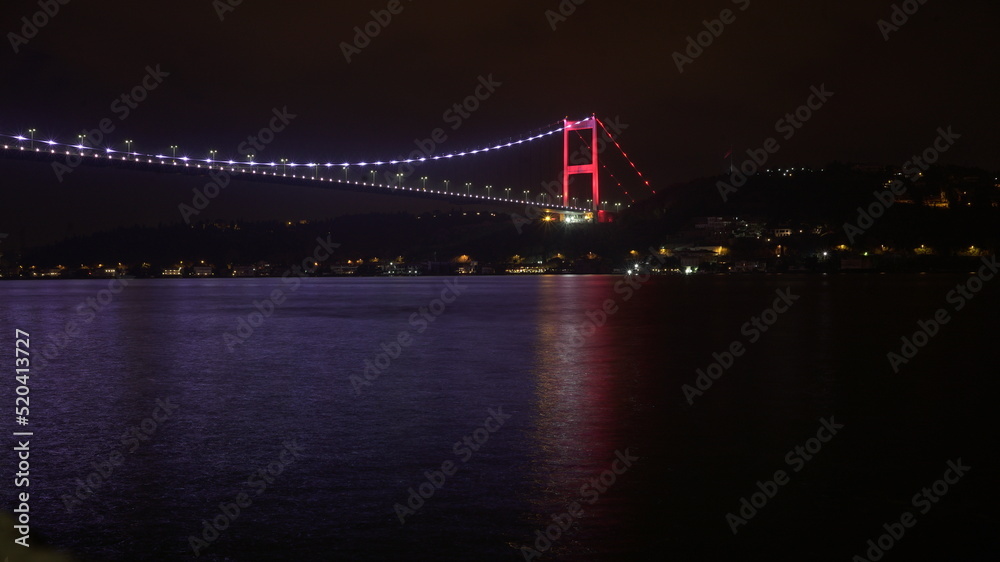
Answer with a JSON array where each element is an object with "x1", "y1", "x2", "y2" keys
[{"x1": 1, "y1": 0, "x2": 997, "y2": 245}]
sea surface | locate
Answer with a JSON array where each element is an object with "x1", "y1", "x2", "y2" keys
[{"x1": 0, "y1": 274, "x2": 997, "y2": 561}]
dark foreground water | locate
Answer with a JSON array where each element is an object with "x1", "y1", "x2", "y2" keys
[{"x1": 0, "y1": 275, "x2": 997, "y2": 561}]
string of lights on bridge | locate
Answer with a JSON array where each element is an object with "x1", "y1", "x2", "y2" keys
[
  {"x1": 596, "y1": 118, "x2": 653, "y2": 195},
  {"x1": 573, "y1": 125, "x2": 643, "y2": 205},
  {"x1": 0, "y1": 118, "x2": 652, "y2": 213}
]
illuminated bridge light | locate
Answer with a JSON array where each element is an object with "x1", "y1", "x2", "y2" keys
[{"x1": 0, "y1": 119, "x2": 620, "y2": 213}]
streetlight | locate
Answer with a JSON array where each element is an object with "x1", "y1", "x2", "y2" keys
[
  {"x1": 602, "y1": 201, "x2": 608, "y2": 211},
  {"x1": 444, "y1": 180, "x2": 450, "y2": 192},
  {"x1": 77, "y1": 134, "x2": 86, "y2": 152},
  {"x1": 28, "y1": 129, "x2": 35, "y2": 150},
  {"x1": 505, "y1": 187, "x2": 511, "y2": 199},
  {"x1": 125, "y1": 139, "x2": 133, "y2": 156},
  {"x1": 343, "y1": 166, "x2": 349, "y2": 182},
  {"x1": 572, "y1": 197, "x2": 578, "y2": 207},
  {"x1": 170, "y1": 145, "x2": 178, "y2": 158},
  {"x1": 615, "y1": 202, "x2": 622, "y2": 212},
  {"x1": 485, "y1": 185, "x2": 492, "y2": 197},
  {"x1": 421, "y1": 176, "x2": 428, "y2": 190},
  {"x1": 280, "y1": 158, "x2": 288, "y2": 175},
  {"x1": 370, "y1": 170, "x2": 377, "y2": 184},
  {"x1": 465, "y1": 182, "x2": 472, "y2": 196},
  {"x1": 209, "y1": 150, "x2": 218, "y2": 164},
  {"x1": 311, "y1": 164, "x2": 318, "y2": 179},
  {"x1": 397, "y1": 173, "x2": 404, "y2": 187},
  {"x1": 523, "y1": 190, "x2": 530, "y2": 201}
]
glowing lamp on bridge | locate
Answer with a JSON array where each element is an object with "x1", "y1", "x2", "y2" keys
[{"x1": 0, "y1": 117, "x2": 650, "y2": 221}]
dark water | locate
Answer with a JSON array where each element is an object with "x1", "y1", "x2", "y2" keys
[{"x1": 0, "y1": 275, "x2": 997, "y2": 561}]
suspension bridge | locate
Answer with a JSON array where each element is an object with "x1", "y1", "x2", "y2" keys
[{"x1": 0, "y1": 115, "x2": 653, "y2": 223}]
